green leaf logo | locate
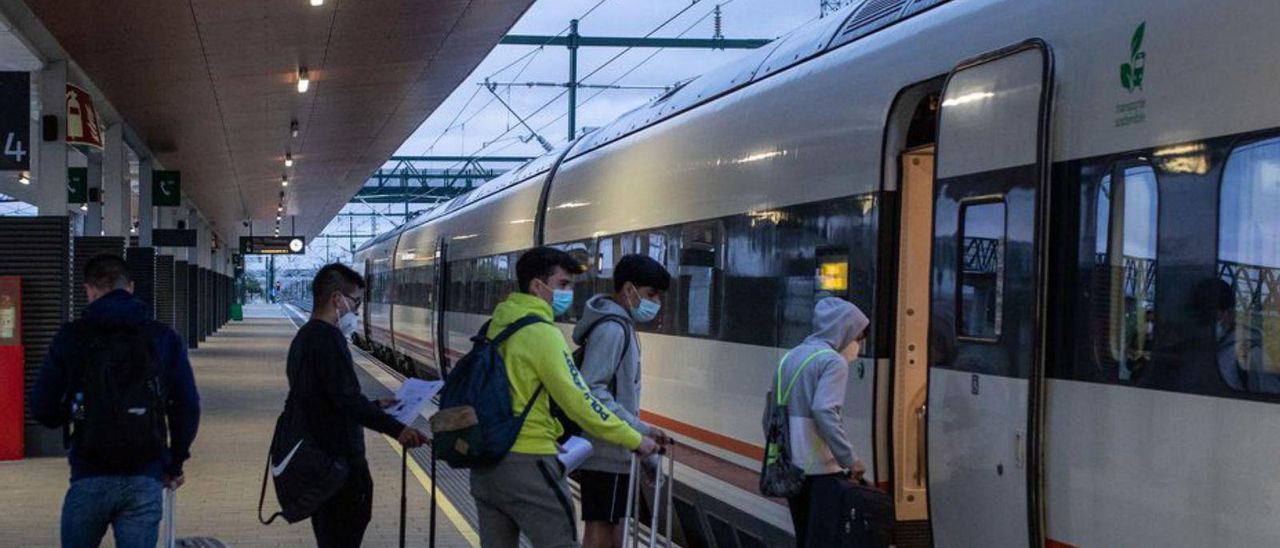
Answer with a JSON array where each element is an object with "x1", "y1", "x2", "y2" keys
[{"x1": 1121, "y1": 22, "x2": 1146, "y2": 92}]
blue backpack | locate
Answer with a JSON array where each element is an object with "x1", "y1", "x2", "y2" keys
[{"x1": 429, "y1": 315, "x2": 547, "y2": 468}]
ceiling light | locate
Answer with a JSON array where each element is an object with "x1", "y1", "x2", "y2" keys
[
  {"x1": 277, "y1": 205, "x2": 284, "y2": 212},
  {"x1": 281, "y1": 175, "x2": 289, "y2": 187},
  {"x1": 310, "y1": 0, "x2": 324, "y2": 5},
  {"x1": 18, "y1": 172, "x2": 29, "y2": 185},
  {"x1": 80, "y1": 203, "x2": 88, "y2": 211},
  {"x1": 297, "y1": 67, "x2": 310, "y2": 93},
  {"x1": 290, "y1": 120, "x2": 299, "y2": 138},
  {"x1": 276, "y1": 215, "x2": 282, "y2": 221},
  {"x1": 284, "y1": 153, "x2": 294, "y2": 168}
]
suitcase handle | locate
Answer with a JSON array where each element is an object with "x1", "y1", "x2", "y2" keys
[{"x1": 622, "y1": 444, "x2": 676, "y2": 548}]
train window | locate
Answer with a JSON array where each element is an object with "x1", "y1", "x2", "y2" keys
[
  {"x1": 1093, "y1": 164, "x2": 1159, "y2": 381},
  {"x1": 1217, "y1": 138, "x2": 1280, "y2": 394},
  {"x1": 679, "y1": 222, "x2": 722, "y2": 337},
  {"x1": 958, "y1": 200, "x2": 1005, "y2": 340},
  {"x1": 553, "y1": 240, "x2": 594, "y2": 321}
]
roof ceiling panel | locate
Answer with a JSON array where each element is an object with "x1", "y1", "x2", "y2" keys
[{"x1": 24, "y1": 0, "x2": 533, "y2": 240}]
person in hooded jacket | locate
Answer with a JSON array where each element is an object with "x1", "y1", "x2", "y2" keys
[
  {"x1": 766, "y1": 296, "x2": 869, "y2": 547},
  {"x1": 30, "y1": 253, "x2": 200, "y2": 548},
  {"x1": 574, "y1": 254, "x2": 672, "y2": 548}
]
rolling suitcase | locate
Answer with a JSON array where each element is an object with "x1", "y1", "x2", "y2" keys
[
  {"x1": 161, "y1": 487, "x2": 230, "y2": 548},
  {"x1": 805, "y1": 476, "x2": 892, "y2": 548},
  {"x1": 621, "y1": 446, "x2": 675, "y2": 548}
]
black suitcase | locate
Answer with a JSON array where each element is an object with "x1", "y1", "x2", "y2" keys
[{"x1": 805, "y1": 476, "x2": 892, "y2": 548}]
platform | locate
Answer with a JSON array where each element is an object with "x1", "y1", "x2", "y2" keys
[{"x1": 0, "y1": 304, "x2": 473, "y2": 547}]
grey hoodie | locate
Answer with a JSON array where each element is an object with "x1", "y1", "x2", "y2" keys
[
  {"x1": 764, "y1": 297, "x2": 869, "y2": 475},
  {"x1": 574, "y1": 294, "x2": 651, "y2": 473}
]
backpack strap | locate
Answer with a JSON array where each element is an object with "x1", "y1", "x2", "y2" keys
[
  {"x1": 775, "y1": 349, "x2": 838, "y2": 406},
  {"x1": 491, "y1": 314, "x2": 551, "y2": 422},
  {"x1": 581, "y1": 315, "x2": 631, "y2": 393},
  {"x1": 490, "y1": 315, "x2": 547, "y2": 346}
]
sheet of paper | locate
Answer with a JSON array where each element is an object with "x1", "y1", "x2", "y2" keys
[
  {"x1": 558, "y1": 436, "x2": 594, "y2": 474},
  {"x1": 388, "y1": 379, "x2": 443, "y2": 425}
]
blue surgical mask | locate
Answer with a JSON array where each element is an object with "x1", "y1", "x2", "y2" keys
[
  {"x1": 628, "y1": 286, "x2": 661, "y2": 323},
  {"x1": 551, "y1": 289, "x2": 574, "y2": 317}
]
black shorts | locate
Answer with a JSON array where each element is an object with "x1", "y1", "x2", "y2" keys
[{"x1": 576, "y1": 469, "x2": 631, "y2": 524}]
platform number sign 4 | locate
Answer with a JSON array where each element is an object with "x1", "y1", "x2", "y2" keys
[{"x1": 0, "y1": 72, "x2": 29, "y2": 171}]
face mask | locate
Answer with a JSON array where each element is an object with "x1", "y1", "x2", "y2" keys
[
  {"x1": 628, "y1": 286, "x2": 661, "y2": 323},
  {"x1": 551, "y1": 289, "x2": 574, "y2": 317},
  {"x1": 338, "y1": 298, "x2": 359, "y2": 339}
]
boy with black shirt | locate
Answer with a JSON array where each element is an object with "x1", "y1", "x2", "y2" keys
[{"x1": 286, "y1": 263, "x2": 427, "y2": 547}]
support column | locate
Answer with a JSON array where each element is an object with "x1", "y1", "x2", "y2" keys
[
  {"x1": 138, "y1": 157, "x2": 153, "y2": 246},
  {"x1": 34, "y1": 60, "x2": 67, "y2": 215},
  {"x1": 102, "y1": 124, "x2": 128, "y2": 236},
  {"x1": 195, "y1": 217, "x2": 210, "y2": 269},
  {"x1": 84, "y1": 155, "x2": 102, "y2": 235}
]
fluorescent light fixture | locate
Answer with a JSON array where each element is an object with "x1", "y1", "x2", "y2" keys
[
  {"x1": 310, "y1": 0, "x2": 324, "y2": 5},
  {"x1": 80, "y1": 203, "x2": 88, "y2": 211},
  {"x1": 277, "y1": 205, "x2": 283, "y2": 212},
  {"x1": 281, "y1": 175, "x2": 289, "y2": 187},
  {"x1": 18, "y1": 172, "x2": 29, "y2": 185},
  {"x1": 297, "y1": 67, "x2": 310, "y2": 93},
  {"x1": 290, "y1": 120, "x2": 299, "y2": 138},
  {"x1": 284, "y1": 153, "x2": 294, "y2": 167}
]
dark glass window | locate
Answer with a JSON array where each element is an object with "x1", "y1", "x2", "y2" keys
[
  {"x1": 958, "y1": 200, "x2": 1005, "y2": 340},
  {"x1": 678, "y1": 222, "x2": 723, "y2": 338},
  {"x1": 1092, "y1": 165, "x2": 1159, "y2": 381},
  {"x1": 1217, "y1": 138, "x2": 1280, "y2": 394}
]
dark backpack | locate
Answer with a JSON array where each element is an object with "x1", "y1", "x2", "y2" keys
[
  {"x1": 258, "y1": 396, "x2": 350, "y2": 524},
  {"x1": 759, "y1": 349, "x2": 835, "y2": 498},
  {"x1": 70, "y1": 322, "x2": 167, "y2": 470},
  {"x1": 556, "y1": 315, "x2": 632, "y2": 440},
  {"x1": 429, "y1": 315, "x2": 547, "y2": 469}
]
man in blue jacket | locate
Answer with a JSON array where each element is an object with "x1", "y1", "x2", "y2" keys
[{"x1": 30, "y1": 253, "x2": 200, "y2": 548}]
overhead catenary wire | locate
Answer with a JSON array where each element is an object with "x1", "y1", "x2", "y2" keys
[
  {"x1": 418, "y1": 0, "x2": 613, "y2": 156},
  {"x1": 452, "y1": 0, "x2": 711, "y2": 164}
]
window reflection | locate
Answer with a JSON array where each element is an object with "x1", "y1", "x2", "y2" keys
[
  {"x1": 1093, "y1": 165, "x2": 1159, "y2": 381},
  {"x1": 1217, "y1": 138, "x2": 1280, "y2": 394},
  {"x1": 959, "y1": 200, "x2": 1005, "y2": 339}
]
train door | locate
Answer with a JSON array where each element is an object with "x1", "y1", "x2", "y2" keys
[
  {"x1": 433, "y1": 236, "x2": 451, "y2": 376},
  {"x1": 927, "y1": 41, "x2": 1053, "y2": 548},
  {"x1": 361, "y1": 258, "x2": 373, "y2": 346}
]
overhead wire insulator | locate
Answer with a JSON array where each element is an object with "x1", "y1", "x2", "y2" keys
[{"x1": 713, "y1": 4, "x2": 723, "y2": 42}]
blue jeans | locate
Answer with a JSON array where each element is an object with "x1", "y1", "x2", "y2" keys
[{"x1": 61, "y1": 476, "x2": 163, "y2": 548}]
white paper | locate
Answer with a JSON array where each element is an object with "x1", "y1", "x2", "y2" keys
[
  {"x1": 388, "y1": 379, "x2": 443, "y2": 425},
  {"x1": 558, "y1": 436, "x2": 594, "y2": 474}
]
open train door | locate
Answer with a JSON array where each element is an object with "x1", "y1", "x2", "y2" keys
[{"x1": 927, "y1": 40, "x2": 1053, "y2": 548}]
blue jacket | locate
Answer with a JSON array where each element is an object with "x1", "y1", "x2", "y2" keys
[{"x1": 29, "y1": 289, "x2": 201, "y2": 482}]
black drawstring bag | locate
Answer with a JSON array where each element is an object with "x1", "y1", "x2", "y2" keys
[{"x1": 258, "y1": 397, "x2": 350, "y2": 524}]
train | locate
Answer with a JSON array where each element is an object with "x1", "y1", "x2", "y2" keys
[{"x1": 352, "y1": 0, "x2": 1280, "y2": 546}]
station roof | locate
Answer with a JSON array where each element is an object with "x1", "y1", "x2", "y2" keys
[{"x1": 24, "y1": 0, "x2": 532, "y2": 239}]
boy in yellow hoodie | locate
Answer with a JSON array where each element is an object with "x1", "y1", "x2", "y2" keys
[{"x1": 470, "y1": 247, "x2": 660, "y2": 548}]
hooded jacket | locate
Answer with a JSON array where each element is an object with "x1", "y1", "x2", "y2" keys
[
  {"x1": 29, "y1": 289, "x2": 201, "y2": 482},
  {"x1": 764, "y1": 297, "x2": 868, "y2": 475},
  {"x1": 573, "y1": 294, "x2": 651, "y2": 473},
  {"x1": 487, "y1": 292, "x2": 642, "y2": 455}
]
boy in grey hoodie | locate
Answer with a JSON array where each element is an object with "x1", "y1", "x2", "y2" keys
[
  {"x1": 768, "y1": 296, "x2": 869, "y2": 546},
  {"x1": 573, "y1": 254, "x2": 672, "y2": 548}
]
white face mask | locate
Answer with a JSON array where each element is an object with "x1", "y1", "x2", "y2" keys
[{"x1": 338, "y1": 297, "x2": 359, "y2": 339}]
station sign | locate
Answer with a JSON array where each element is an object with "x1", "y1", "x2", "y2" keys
[
  {"x1": 67, "y1": 167, "x2": 87, "y2": 203},
  {"x1": 152, "y1": 229, "x2": 196, "y2": 247},
  {"x1": 0, "y1": 72, "x2": 29, "y2": 171},
  {"x1": 66, "y1": 84, "x2": 103, "y2": 149},
  {"x1": 153, "y1": 171, "x2": 181, "y2": 207},
  {"x1": 240, "y1": 236, "x2": 306, "y2": 255}
]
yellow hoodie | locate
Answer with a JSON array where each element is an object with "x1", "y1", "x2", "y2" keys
[{"x1": 487, "y1": 292, "x2": 643, "y2": 455}]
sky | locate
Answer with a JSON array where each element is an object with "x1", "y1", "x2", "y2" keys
[
  {"x1": 391, "y1": 0, "x2": 823, "y2": 159},
  {"x1": 297, "y1": 0, "x2": 829, "y2": 269}
]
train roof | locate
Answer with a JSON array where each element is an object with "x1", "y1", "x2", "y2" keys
[{"x1": 356, "y1": 0, "x2": 954, "y2": 255}]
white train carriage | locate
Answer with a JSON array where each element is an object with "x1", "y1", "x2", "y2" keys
[{"x1": 355, "y1": 0, "x2": 1280, "y2": 545}]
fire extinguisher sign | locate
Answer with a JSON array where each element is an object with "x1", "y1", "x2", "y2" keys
[{"x1": 0, "y1": 72, "x2": 29, "y2": 171}]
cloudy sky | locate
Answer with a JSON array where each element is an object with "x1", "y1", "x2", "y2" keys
[{"x1": 392, "y1": 0, "x2": 824, "y2": 160}]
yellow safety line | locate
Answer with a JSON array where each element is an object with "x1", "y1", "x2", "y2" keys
[{"x1": 381, "y1": 437, "x2": 482, "y2": 548}]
